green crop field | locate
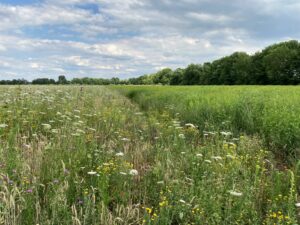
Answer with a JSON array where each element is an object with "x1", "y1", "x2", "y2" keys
[{"x1": 0, "y1": 85, "x2": 299, "y2": 224}]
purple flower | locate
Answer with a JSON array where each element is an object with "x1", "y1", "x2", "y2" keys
[
  {"x1": 77, "y1": 198, "x2": 84, "y2": 205},
  {"x1": 26, "y1": 189, "x2": 33, "y2": 193}
]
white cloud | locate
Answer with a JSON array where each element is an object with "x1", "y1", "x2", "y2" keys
[
  {"x1": 187, "y1": 12, "x2": 231, "y2": 23},
  {"x1": 0, "y1": 60, "x2": 10, "y2": 67},
  {"x1": 0, "y1": 0, "x2": 298, "y2": 80},
  {"x1": 30, "y1": 62, "x2": 40, "y2": 69},
  {"x1": 0, "y1": 44, "x2": 6, "y2": 51},
  {"x1": 0, "y1": 3, "x2": 104, "y2": 31}
]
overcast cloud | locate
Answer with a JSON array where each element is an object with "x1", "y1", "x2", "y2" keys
[{"x1": 0, "y1": 0, "x2": 298, "y2": 80}]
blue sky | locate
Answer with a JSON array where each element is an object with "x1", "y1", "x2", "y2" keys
[{"x1": 0, "y1": 0, "x2": 299, "y2": 80}]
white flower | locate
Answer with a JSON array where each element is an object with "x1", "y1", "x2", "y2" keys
[
  {"x1": 229, "y1": 191, "x2": 243, "y2": 197},
  {"x1": 185, "y1": 123, "x2": 196, "y2": 129},
  {"x1": 87, "y1": 171, "x2": 97, "y2": 175},
  {"x1": 178, "y1": 134, "x2": 185, "y2": 139},
  {"x1": 196, "y1": 153, "x2": 203, "y2": 157},
  {"x1": 42, "y1": 124, "x2": 51, "y2": 130},
  {"x1": 211, "y1": 156, "x2": 223, "y2": 161},
  {"x1": 179, "y1": 199, "x2": 186, "y2": 204},
  {"x1": 181, "y1": 152, "x2": 186, "y2": 154},
  {"x1": 76, "y1": 129, "x2": 85, "y2": 134},
  {"x1": 23, "y1": 144, "x2": 31, "y2": 149},
  {"x1": 51, "y1": 129, "x2": 59, "y2": 134},
  {"x1": 220, "y1": 131, "x2": 232, "y2": 137},
  {"x1": 295, "y1": 203, "x2": 300, "y2": 207},
  {"x1": 226, "y1": 154, "x2": 235, "y2": 159},
  {"x1": 0, "y1": 124, "x2": 8, "y2": 128},
  {"x1": 116, "y1": 152, "x2": 124, "y2": 157},
  {"x1": 121, "y1": 138, "x2": 130, "y2": 142},
  {"x1": 129, "y1": 169, "x2": 138, "y2": 176},
  {"x1": 204, "y1": 160, "x2": 212, "y2": 164}
]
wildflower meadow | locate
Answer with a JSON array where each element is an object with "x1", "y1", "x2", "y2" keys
[{"x1": 0, "y1": 85, "x2": 299, "y2": 224}]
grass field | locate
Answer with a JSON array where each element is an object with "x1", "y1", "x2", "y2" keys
[
  {"x1": 0, "y1": 85, "x2": 299, "y2": 224},
  {"x1": 113, "y1": 86, "x2": 300, "y2": 160}
]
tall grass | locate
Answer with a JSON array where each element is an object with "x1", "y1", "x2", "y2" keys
[
  {"x1": 0, "y1": 85, "x2": 299, "y2": 224},
  {"x1": 112, "y1": 86, "x2": 300, "y2": 159}
]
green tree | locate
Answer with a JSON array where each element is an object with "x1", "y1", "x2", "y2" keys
[
  {"x1": 170, "y1": 68, "x2": 184, "y2": 85},
  {"x1": 262, "y1": 41, "x2": 300, "y2": 84},
  {"x1": 153, "y1": 68, "x2": 173, "y2": 85},
  {"x1": 182, "y1": 64, "x2": 202, "y2": 85},
  {"x1": 58, "y1": 75, "x2": 68, "y2": 84}
]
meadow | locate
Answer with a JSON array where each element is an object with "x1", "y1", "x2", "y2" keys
[
  {"x1": 0, "y1": 85, "x2": 299, "y2": 224},
  {"x1": 113, "y1": 86, "x2": 300, "y2": 160}
]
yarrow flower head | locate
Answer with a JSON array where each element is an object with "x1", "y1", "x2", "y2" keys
[
  {"x1": 220, "y1": 131, "x2": 232, "y2": 137},
  {"x1": 229, "y1": 190, "x2": 243, "y2": 197},
  {"x1": 42, "y1": 123, "x2": 51, "y2": 130},
  {"x1": 116, "y1": 152, "x2": 124, "y2": 157},
  {"x1": 0, "y1": 124, "x2": 8, "y2": 128},
  {"x1": 178, "y1": 134, "x2": 185, "y2": 139},
  {"x1": 179, "y1": 199, "x2": 186, "y2": 204},
  {"x1": 129, "y1": 169, "x2": 138, "y2": 176},
  {"x1": 87, "y1": 171, "x2": 97, "y2": 175},
  {"x1": 121, "y1": 137, "x2": 130, "y2": 142},
  {"x1": 185, "y1": 123, "x2": 196, "y2": 129}
]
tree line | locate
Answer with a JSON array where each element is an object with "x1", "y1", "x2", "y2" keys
[{"x1": 1, "y1": 40, "x2": 300, "y2": 85}]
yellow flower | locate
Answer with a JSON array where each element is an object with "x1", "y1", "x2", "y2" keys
[
  {"x1": 159, "y1": 200, "x2": 168, "y2": 207},
  {"x1": 145, "y1": 207, "x2": 152, "y2": 214}
]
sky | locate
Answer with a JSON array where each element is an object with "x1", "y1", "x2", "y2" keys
[{"x1": 0, "y1": 0, "x2": 299, "y2": 80}]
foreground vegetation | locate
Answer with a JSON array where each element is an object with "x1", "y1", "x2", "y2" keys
[{"x1": 0, "y1": 86, "x2": 299, "y2": 224}]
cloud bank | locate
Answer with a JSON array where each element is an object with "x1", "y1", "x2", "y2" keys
[{"x1": 0, "y1": 0, "x2": 299, "y2": 80}]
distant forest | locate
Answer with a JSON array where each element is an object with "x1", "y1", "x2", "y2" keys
[{"x1": 1, "y1": 40, "x2": 300, "y2": 85}]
